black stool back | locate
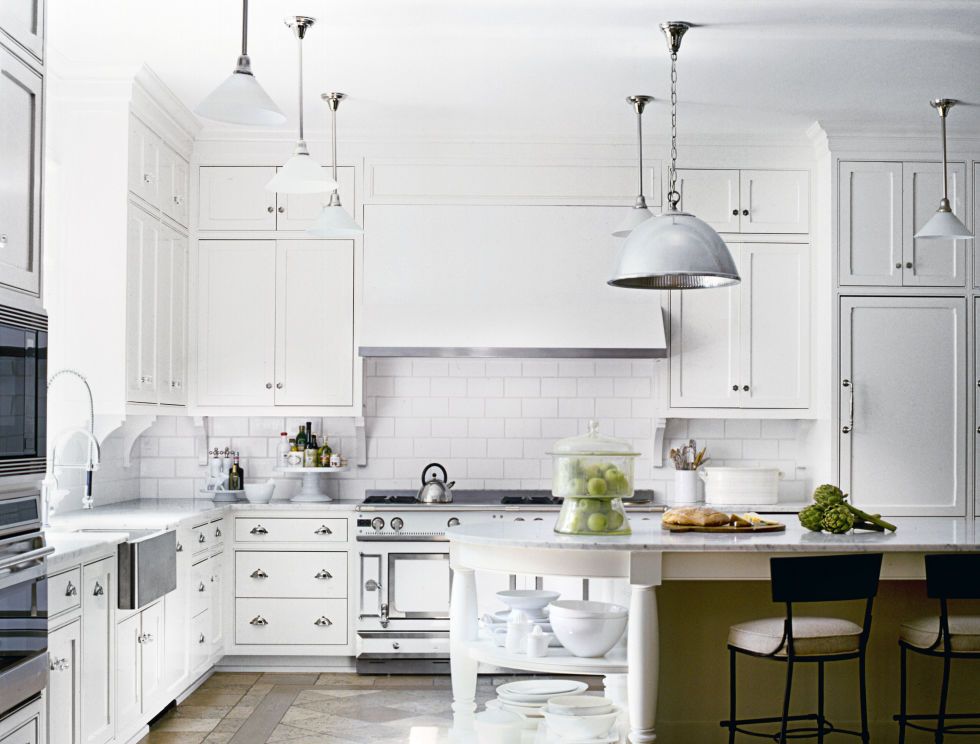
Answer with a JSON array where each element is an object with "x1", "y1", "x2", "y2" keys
[
  {"x1": 925, "y1": 553, "x2": 980, "y2": 600},
  {"x1": 770, "y1": 553, "x2": 884, "y2": 604}
]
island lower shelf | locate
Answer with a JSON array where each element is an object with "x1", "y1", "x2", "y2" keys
[{"x1": 468, "y1": 639, "x2": 628, "y2": 675}]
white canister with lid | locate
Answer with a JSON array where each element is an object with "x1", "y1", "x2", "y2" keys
[{"x1": 699, "y1": 466, "x2": 782, "y2": 505}]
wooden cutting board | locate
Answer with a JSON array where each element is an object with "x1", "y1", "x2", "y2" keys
[{"x1": 662, "y1": 522, "x2": 786, "y2": 534}]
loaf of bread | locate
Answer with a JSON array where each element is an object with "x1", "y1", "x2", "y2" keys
[{"x1": 662, "y1": 506, "x2": 731, "y2": 527}]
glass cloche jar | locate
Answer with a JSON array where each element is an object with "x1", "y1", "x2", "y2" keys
[{"x1": 550, "y1": 420, "x2": 639, "y2": 536}]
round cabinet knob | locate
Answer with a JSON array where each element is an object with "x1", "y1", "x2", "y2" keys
[
  {"x1": 896, "y1": 262, "x2": 902, "y2": 269},
  {"x1": 390, "y1": 517, "x2": 404, "y2": 532},
  {"x1": 392, "y1": 641, "x2": 401, "y2": 650},
  {"x1": 371, "y1": 517, "x2": 385, "y2": 532},
  {"x1": 267, "y1": 206, "x2": 274, "y2": 213},
  {"x1": 742, "y1": 385, "x2": 750, "y2": 392},
  {"x1": 276, "y1": 382, "x2": 283, "y2": 389},
  {"x1": 266, "y1": 382, "x2": 273, "y2": 389},
  {"x1": 731, "y1": 209, "x2": 738, "y2": 216},
  {"x1": 732, "y1": 384, "x2": 739, "y2": 391},
  {"x1": 841, "y1": 425, "x2": 851, "y2": 434},
  {"x1": 906, "y1": 261, "x2": 913, "y2": 269},
  {"x1": 742, "y1": 209, "x2": 749, "y2": 216},
  {"x1": 278, "y1": 206, "x2": 285, "y2": 213},
  {"x1": 447, "y1": 517, "x2": 460, "y2": 528}
]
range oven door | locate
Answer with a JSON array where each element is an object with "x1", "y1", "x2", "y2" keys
[
  {"x1": 0, "y1": 534, "x2": 50, "y2": 718},
  {"x1": 358, "y1": 544, "x2": 451, "y2": 631}
]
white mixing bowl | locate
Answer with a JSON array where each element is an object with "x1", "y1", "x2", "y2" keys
[
  {"x1": 243, "y1": 481, "x2": 275, "y2": 504},
  {"x1": 550, "y1": 611, "x2": 627, "y2": 658},
  {"x1": 548, "y1": 600, "x2": 628, "y2": 619}
]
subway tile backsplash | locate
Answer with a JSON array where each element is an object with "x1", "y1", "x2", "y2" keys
[{"x1": 131, "y1": 359, "x2": 810, "y2": 503}]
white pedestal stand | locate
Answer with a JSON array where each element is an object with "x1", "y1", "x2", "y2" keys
[{"x1": 275, "y1": 467, "x2": 348, "y2": 502}]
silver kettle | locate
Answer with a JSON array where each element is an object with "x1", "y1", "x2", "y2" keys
[{"x1": 417, "y1": 463, "x2": 454, "y2": 503}]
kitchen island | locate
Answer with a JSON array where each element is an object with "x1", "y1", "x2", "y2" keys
[{"x1": 446, "y1": 517, "x2": 980, "y2": 743}]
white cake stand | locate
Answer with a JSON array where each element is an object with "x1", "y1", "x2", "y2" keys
[{"x1": 275, "y1": 466, "x2": 348, "y2": 502}]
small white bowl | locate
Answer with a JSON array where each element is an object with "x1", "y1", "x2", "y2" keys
[
  {"x1": 543, "y1": 710, "x2": 619, "y2": 739},
  {"x1": 550, "y1": 612, "x2": 628, "y2": 658},
  {"x1": 548, "y1": 600, "x2": 628, "y2": 619},
  {"x1": 243, "y1": 481, "x2": 275, "y2": 504},
  {"x1": 546, "y1": 695, "x2": 614, "y2": 717},
  {"x1": 496, "y1": 589, "x2": 560, "y2": 613}
]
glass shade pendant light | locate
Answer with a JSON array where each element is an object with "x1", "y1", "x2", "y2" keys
[
  {"x1": 914, "y1": 98, "x2": 974, "y2": 240},
  {"x1": 308, "y1": 93, "x2": 363, "y2": 237},
  {"x1": 195, "y1": 0, "x2": 286, "y2": 126},
  {"x1": 609, "y1": 22, "x2": 739, "y2": 290},
  {"x1": 266, "y1": 16, "x2": 338, "y2": 194},
  {"x1": 612, "y1": 95, "x2": 654, "y2": 238}
]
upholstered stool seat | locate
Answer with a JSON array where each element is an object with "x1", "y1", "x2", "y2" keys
[
  {"x1": 729, "y1": 616, "x2": 864, "y2": 656},
  {"x1": 900, "y1": 615, "x2": 980, "y2": 652}
]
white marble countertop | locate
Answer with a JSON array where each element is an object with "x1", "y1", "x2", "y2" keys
[
  {"x1": 447, "y1": 516, "x2": 980, "y2": 552},
  {"x1": 45, "y1": 530, "x2": 126, "y2": 571}
]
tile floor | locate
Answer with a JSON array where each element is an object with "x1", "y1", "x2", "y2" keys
[{"x1": 140, "y1": 672, "x2": 599, "y2": 743}]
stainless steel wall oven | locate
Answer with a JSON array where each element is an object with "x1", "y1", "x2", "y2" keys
[{"x1": 0, "y1": 305, "x2": 47, "y2": 480}]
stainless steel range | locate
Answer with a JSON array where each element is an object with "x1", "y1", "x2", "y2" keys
[
  {"x1": 354, "y1": 488, "x2": 655, "y2": 674},
  {"x1": 0, "y1": 487, "x2": 52, "y2": 719}
]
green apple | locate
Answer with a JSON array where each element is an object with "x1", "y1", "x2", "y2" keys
[
  {"x1": 587, "y1": 478, "x2": 608, "y2": 497},
  {"x1": 607, "y1": 511, "x2": 625, "y2": 530},
  {"x1": 587, "y1": 512, "x2": 609, "y2": 532}
]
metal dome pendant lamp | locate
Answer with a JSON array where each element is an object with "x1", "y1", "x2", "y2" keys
[
  {"x1": 195, "y1": 0, "x2": 286, "y2": 126},
  {"x1": 914, "y1": 98, "x2": 974, "y2": 240},
  {"x1": 308, "y1": 93, "x2": 363, "y2": 237},
  {"x1": 266, "y1": 16, "x2": 338, "y2": 194},
  {"x1": 612, "y1": 95, "x2": 654, "y2": 237},
  {"x1": 609, "y1": 22, "x2": 740, "y2": 290}
]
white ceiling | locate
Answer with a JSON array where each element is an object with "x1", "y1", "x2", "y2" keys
[{"x1": 49, "y1": 0, "x2": 980, "y2": 142}]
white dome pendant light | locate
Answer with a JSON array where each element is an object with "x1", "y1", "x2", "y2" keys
[
  {"x1": 266, "y1": 16, "x2": 338, "y2": 194},
  {"x1": 914, "y1": 99, "x2": 974, "y2": 240},
  {"x1": 308, "y1": 93, "x2": 363, "y2": 237},
  {"x1": 612, "y1": 95, "x2": 654, "y2": 238},
  {"x1": 609, "y1": 22, "x2": 740, "y2": 290},
  {"x1": 195, "y1": 0, "x2": 286, "y2": 125}
]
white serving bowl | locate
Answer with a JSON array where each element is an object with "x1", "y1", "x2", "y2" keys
[
  {"x1": 548, "y1": 600, "x2": 628, "y2": 619},
  {"x1": 474, "y1": 708, "x2": 523, "y2": 744},
  {"x1": 543, "y1": 710, "x2": 619, "y2": 739},
  {"x1": 243, "y1": 480, "x2": 275, "y2": 504},
  {"x1": 546, "y1": 695, "x2": 614, "y2": 717},
  {"x1": 550, "y1": 612, "x2": 628, "y2": 658},
  {"x1": 496, "y1": 589, "x2": 560, "y2": 613}
]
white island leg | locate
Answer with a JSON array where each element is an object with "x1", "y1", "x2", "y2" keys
[
  {"x1": 627, "y1": 553, "x2": 662, "y2": 743},
  {"x1": 450, "y1": 562, "x2": 479, "y2": 734}
]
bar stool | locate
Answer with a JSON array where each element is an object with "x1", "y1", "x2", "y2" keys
[
  {"x1": 721, "y1": 553, "x2": 883, "y2": 743},
  {"x1": 896, "y1": 553, "x2": 980, "y2": 743}
]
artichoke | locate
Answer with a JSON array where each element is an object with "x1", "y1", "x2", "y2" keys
[
  {"x1": 813, "y1": 484, "x2": 847, "y2": 508},
  {"x1": 821, "y1": 504, "x2": 855, "y2": 534},
  {"x1": 798, "y1": 504, "x2": 825, "y2": 532}
]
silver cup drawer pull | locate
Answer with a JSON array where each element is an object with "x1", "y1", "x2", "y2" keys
[
  {"x1": 65, "y1": 581, "x2": 77, "y2": 597},
  {"x1": 198, "y1": 582, "x2": 206, "y2": 592},
  {"x1": 250, "y1": 615, "x2": 268, "y2": 626},
  {"x1": 314, "y1": 570, "x2": 333, "y2": 580},
  {"x1": 93, "y1": 582, "x2": 104, "y2": 597},
  {"x1": 198, "y1": 533, "x2": 206, "y2": 543},
  {"x1": 314, "y1": 616, "x2": 333, "y2": 627},
  {"x1": 250, "y1": 525, "x2": 268, "y2": 535},
  {"x1": 250, "y1": 568, "x2": 269, "y2": 579},
  {"x1": 314, "y1": 525, "x2": 333, "y2": 535}
]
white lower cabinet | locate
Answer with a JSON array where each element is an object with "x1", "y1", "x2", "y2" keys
[
  {"x1": 670, "y1": 242, "x2": 810, "y2": 409},
  {"x1": 210, "y1": 553, "x2": 224, "y2": 657},
  {"x1": 235, "y1": 551, "x2": 347, "y2": 598},
  {"x1": 235, "y1": 598, "x2": 347, "y2": 646},
  {"x1": 80, "y1": 558, "x2": 114, "y2": 744},
  {"x1": 47, "y1": 620, "x2": 81, "y2": 744},
  {"x1": 839, "y1": 296, "x2": 966, "y2": 515},
  {"x1": 0, "y1": 697, "x2": 43, "y2": 744},
  {"x1": 115, "y1": 601, "x2": 166, "y2": 737}
]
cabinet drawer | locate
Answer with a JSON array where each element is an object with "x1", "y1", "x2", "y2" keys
[
  {"x1": 235, "y1": 552, "x2": 347, "y2": 598},
  {"x1": 236, "y1": 598, "x2": 347, "y2": 645},
  {"x1": 191, "y1": 521, "x2": 212, "y2": 554},
  {"x1": 234, "y1": 518, "x2": 347, "y2": 543},
  {"x1": 189, "y1": 558, "x2": 211, "y2": 617},
  {"x1": 211, "y1": 518, "x2": 225, "y2": 549},
  {"x1": 48, "y1": 567, "x2": 81, "y2": 617},
  {"x1": 0, "y1": 718, "x2": 38, "y2": 744}
]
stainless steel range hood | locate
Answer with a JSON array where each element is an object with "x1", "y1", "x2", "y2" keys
[{"x1": 359, "y1": 345, "x2": 665, "y2": 359}]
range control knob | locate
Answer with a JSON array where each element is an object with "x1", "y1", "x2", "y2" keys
[
  {"x1": 371, "y1": 517, "x2": 385, "y2": 532},
  {"x1": 390, "y1": 517, "x2": 404, "y2": 532},
  {"x1": 447, "y1": 517, "x2": 460, "y2": 528}
]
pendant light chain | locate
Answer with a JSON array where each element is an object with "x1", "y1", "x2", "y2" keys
[
  {"x1": 939, "y1": 107, "x2": 949, "y2": 206},
  {"x1": 297, "y1": 33, "x2": 305, "y2": 141},
  {"x1": 331, "y1": 103, "x2": 338, "y2": 184},
  {"x1": 667, "y1": 52, "x2": 680, "y2": 211}
]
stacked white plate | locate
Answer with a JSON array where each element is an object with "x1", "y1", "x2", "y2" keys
[
  {"x1": 487, "y1": 679, "x2": 589, "y2": 729},
  {"x1": 540, "y1": 695, "x2": 620, "y2": 742}
]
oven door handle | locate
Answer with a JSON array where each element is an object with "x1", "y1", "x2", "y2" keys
[{"x1": 0, "y1": 544, "x2": 54, "y2": 573}]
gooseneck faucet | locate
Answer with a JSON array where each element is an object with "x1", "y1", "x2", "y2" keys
[{"x1": 45, "y1": 369, "x2": 101, "y2": 512}]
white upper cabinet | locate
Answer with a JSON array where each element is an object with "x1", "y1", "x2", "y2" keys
[
  {"x1": 0, "y1": 44, "x2": 42, "y2": 299},
  {"x1": 839, "y1": 160, "x2": 967, "y2": 287},
  {"x1": 198, "y1": 166, "x2": 356, "y2": 231},
  {"x1": 126, "y1": 203, "x2": 159, "y2": 404},
  {"x1": 670, "y1": 243, "x2": 810, "y2": 410},
  {"x1": 0, "y1": 0, "x2": 43, "y2": 62},
  {"x1": 156, "y1": 225, "x2": 188, "y2": 405},
  {"x1": 159, "y1": 144, "x2": 190, "y2": 227},
  {"x1": 275, "y1": 240, "x2": 355, "y2": 406},
  {"x1": 197, "y1": 240, "x2": 277, "y2": 406},
  {"x1": 128, "y1": 114, "x2": 189, "y2": 228},
  {"x1": 675, "y1": 169, "x2": 808, "y2": 234},
  {"x1": 840, "y1": 296, "x2": 966, "y2": 516},
  {"x1": 197, "y1": 239, "x2": 355, "y2": 408}
]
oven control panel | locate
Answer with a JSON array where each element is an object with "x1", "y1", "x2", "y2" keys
[{"x1": 354, "y1": 510, "x2": 556, "y2": 541}]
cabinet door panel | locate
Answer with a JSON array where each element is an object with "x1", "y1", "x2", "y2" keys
[
  {"x1": 199, "y1": 167, "x2": 276, "y2": 230},
  {"x1": 169, "y1": 233, "x2": 188, "y2": 404},
  {"x1": 48, "y1": 620, "x2": 81, "y2": 744},
  {"x1": 128, "y1": 116, "x2": 159, "y2": 207},
  {"x1": 839, "y1": 162, "x2": 902, "y2": 286},
  {"x1": 197, "y1": 240, "x2": 276, "y2": 405},
  {"x1": 126, "y1": 204, "x2": 159, "y2": 403},
  {"x1": 669, "y1": 272, "x2": 740, "y2": 408},
  {"x1": 274, "y1": 240, "x2": 355, "y2": 405},
  {"x1": 115, "y1": 613, "x2": 142, "y2": 734},
  {"x1": 0, "y1": 0, "x2": 43, "y2": 60},
  {"x1": 210, "y1": 554, "x2": 224, "y2": 657},
  {"x1": 675, "y1": 169, "x2": 740, "y2": 232},
  {"x1": 0, "y1": 46, "x2": 42, "y2": 296},
  {"x1": 975, "y1": 164, "x2": 980, "y2": 289},
  {"x1": 159, "y1": 147, "x2": 189, "y2": 227},
  {"x1": 840, "y1": 297, "x2": 966, "y2": 515},
  {"x1": 154, "y1": 226, "x2": 174, "y2": 403},
  {"x1": 140, "y1": 601, "x2": 166, "y2": 713},
  {"x1": 741, "y1": 244, "x2": 810, "y2": 408},
  {"x1": 740, "y1": 170, "x2": 809, "y2": 233},
  {"x1": 277, "y1": 166, "x2": 357, "y2": 230},
  {"x1": 81, "y1": 558, "x2": 114, "y2": 744},
  {"x1": 903, "y1": 162, "x2": 967, "y2": 287}
]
